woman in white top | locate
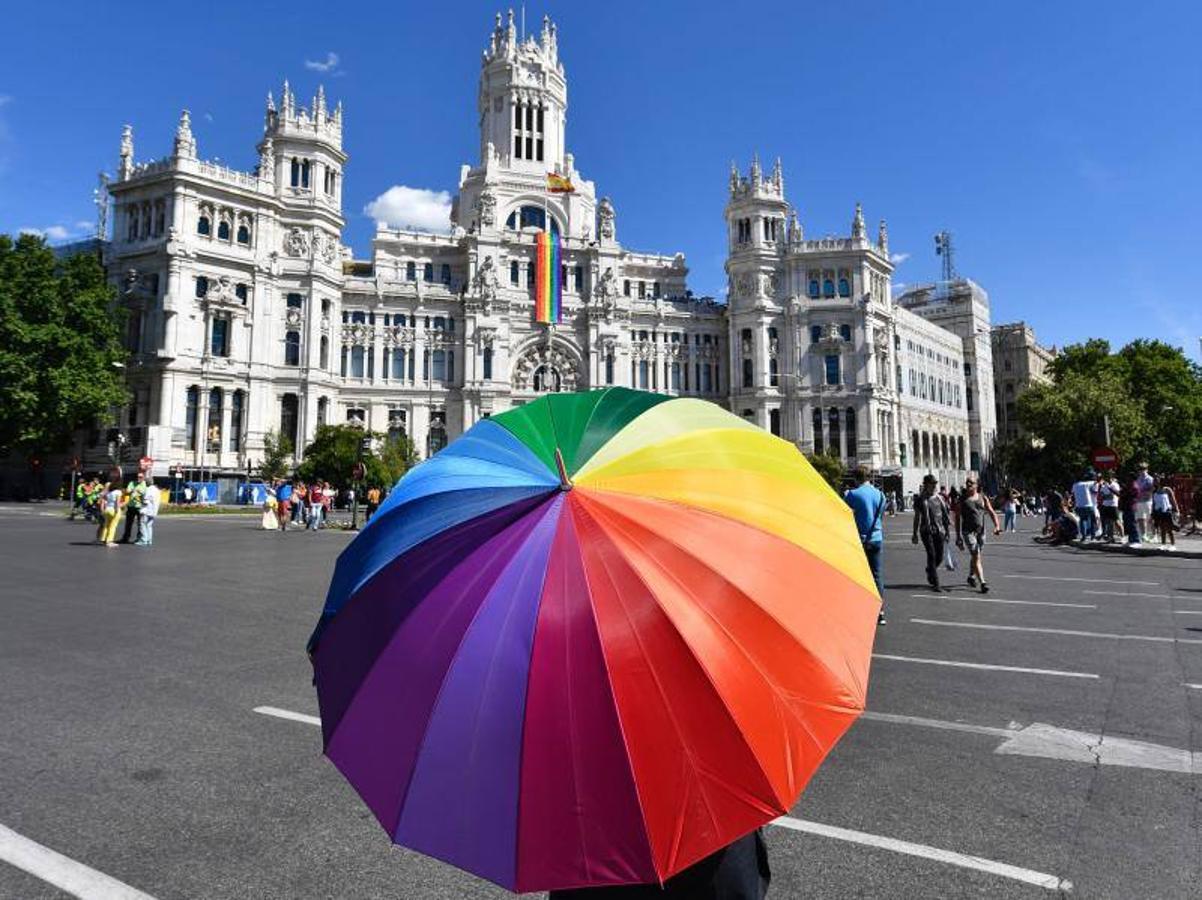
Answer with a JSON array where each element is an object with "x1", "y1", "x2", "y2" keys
[
  {"x1": 1097, "y1": 475, "x2": 1122, "y2": 542},
  {"x1": 1151, "y1": 480, "x2": 1178, "y2": 548}
]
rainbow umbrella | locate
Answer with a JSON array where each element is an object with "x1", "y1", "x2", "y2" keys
[{"x1": 307, "y1": 388, "x2": 879, "y2": 893}]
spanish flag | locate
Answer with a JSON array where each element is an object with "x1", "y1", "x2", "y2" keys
[
  {"x1": 534, "y1": 231, "x2": 562, "y2": 325},
  {"x1": 546, "y1": 172, "x2": 575, "y2": 194}
]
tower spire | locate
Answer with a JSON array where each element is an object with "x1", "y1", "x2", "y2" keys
[
  {"x1": 174, "y1": 109, "x2": 196, "y2": 159},
  {"x1": 750, "y1": 153, "x2": 761, "y2": 185}
]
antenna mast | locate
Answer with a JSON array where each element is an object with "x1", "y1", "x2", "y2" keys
[{"x1": 934, "y1": 230, "x2": 956, "y2": 283}]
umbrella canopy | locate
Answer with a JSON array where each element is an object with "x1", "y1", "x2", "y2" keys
[{"x1": 308, "y1": 388, "x2": 879, "y2": 893}]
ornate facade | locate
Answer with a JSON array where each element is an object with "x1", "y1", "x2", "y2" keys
[{"x1": 100, "y1": 12, "x2": 989, "y2": 496}]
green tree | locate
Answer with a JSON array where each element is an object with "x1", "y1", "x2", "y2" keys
[
  {"x1": 1016, "y1": 369, "x2": 1146, "y2": 486},
  {"x1": 0, "y1": 234, "x2": 127, "y2": 455},
  {"x1": 804, "y1": 451, "x2": 846, "y2": 491},
  {"x1": 368, "y1": 433, "x2": 420, "y2": 488},
  {"x1": 1117, "y1": 340, "x2": 1202, "y2": 473},
  {"x1": 259, "y1": 430, "x2": 293, "y2": 482},
  {"x1": 296, "y1": 424, "x2": 374, "y2": 489}
]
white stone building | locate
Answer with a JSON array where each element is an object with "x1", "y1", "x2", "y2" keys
[{"x1": 97, "y1": 11, "x2": 989, "y2": 497}]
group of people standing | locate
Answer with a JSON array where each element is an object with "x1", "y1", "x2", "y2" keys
[
  {"x1": 260, "y1": 479, "x2": 336, "y2": 532},
  {"x1": 1042, "y1": 464, "x2": 1188, "y2": 549},
  {"x1": 75, "y1": 473, "x2": 161, "y2": 547}
]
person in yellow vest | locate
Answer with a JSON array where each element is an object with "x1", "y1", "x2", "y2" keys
[
  {"x1": 365, "y1": 485, "x2": 382, "y2": 522},
  {"x1": 119, "y1": 475, "x2": 147, "y2": 543}
]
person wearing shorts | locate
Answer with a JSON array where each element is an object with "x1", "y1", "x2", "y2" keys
[{"x1": 954, "y1": 476, "x2": 1001, "y2": 593}]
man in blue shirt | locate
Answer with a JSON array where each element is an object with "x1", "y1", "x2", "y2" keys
[{"x1": 844, "y1": 466, "x2": 887, "y2": 626}]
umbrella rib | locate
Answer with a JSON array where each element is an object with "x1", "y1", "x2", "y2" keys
[
  {"x1": 577, "y1": 495, "x2": 864, "y2": 800},
  {"x1": 580, "y1": 488, "x2": 875, "y2": 706}
]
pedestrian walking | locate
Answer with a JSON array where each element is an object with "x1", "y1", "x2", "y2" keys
[
  {"x1": 1071, "y1": 470, "x2": 1099, "y2": 541},
  {"x1": 912, "y1": 474, "x2": 950, "y2": 592},
  {"x1": 365, "y1": 485, "x2": 381, "y2": 522},
  {"x1": 1001, "y1": 488, "x2": 1019, "y2": 533},
  {"x1": 844, "y1": 467, "x2": 887, "y2": 626},
  {"x1": 308, "y1": 483, "x2": 324, "y2": 530},
  {"x1": 954, "y1": 476, "x2": 1002, "y2": 593},
  {"x1": 262, "y1": 484, "x2": 280, "y2": 530},
  {"x1": 1133, "y1": 462, "x2": 1154, "y2": 540},
  {"x1": 1151, "y1": 479, "x2": 1178, "y2": 549},
  {"x1": 135, "y1": 480, "x2": 161, "y2": 546}
]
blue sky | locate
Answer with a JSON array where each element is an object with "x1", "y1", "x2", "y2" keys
[{"x1": 3, "y1": 1, "x2": 1200, "y2": 360}]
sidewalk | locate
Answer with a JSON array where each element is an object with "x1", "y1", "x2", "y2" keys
[{"x1": 1061, "y1": 529, "x2": 1202, "y2": 560}]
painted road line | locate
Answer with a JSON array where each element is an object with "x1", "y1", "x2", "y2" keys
[
  {"x1": 770, "y1": 817, "x2": 1071, "y2": 892},
  {"x1": 910, "y1": 619, "x2": 1202, "y2": 645},
  {"x1": 872, "y1": 653, "x2": 1098, "y2": 679},
  {"x1": 1172, "y1": 610, "x2": 1202, "y2": 615},
  {"x1": 0, "y1": 823, "x2": 159, "y2": 900},
  {"x1": 860, "y1": 710, "x2": 1014, "y2": 737},
  {"x1": 254, "y1": 705, "x2": 321, "y2": 726},
  {"x1": 1002, "y1": 574, "x2": 1159, "y2": 586},
  {"x1": 1082, "y1": 591, "x2": 1176, "y2": 599},
  {"x1": 1186, "y1": 684, "x2": 1202, "y2": 690},
  {"x1": 860, "y1": 712, "x2": 1199, "y2": 774},
  {"x1": 907, "y1": 594, "x2": 1095, "y2": 609}
]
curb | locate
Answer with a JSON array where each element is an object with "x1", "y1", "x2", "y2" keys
[{"x1": 1054, "y1": 538, "x2": 1202, "y2": 561}]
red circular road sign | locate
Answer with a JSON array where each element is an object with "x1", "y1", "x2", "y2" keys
[
  {"x1": 1091, "y1": 446, "x2": 1119, "y2": 471},
  {"x1": 351, "y1": 462, "x2": 367, "y2": 481}
]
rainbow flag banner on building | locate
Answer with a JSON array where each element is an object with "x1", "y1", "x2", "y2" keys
[{"x1": 534, "y1": 231, "x2": 562, "y2": 325}]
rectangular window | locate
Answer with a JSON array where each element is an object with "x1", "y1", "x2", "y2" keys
[
  {"x1": 423, "y1": 263, "x2": 434, "y2": 283},
  {"x1": 229, "y1": 391, "x2": 243, "y2": 452},
  {"x1": 440, "y1": 264, "x2": 451, "y2": 285},
  {"x1": 623, "y1": 279, "x2": 631, "y2": 297},
  {"x1": 351, "y1": 346, "x2": 365, "y2": 378},
  {"x1": 510, "y1": 260, "x2": 519, "y2": 285},
  {"x1": 574, "y1": 266, "x2": 583, "y2": 292},
  {"x1": 211, "y1": 317, "x2": 230, "y2": 357},
  {"x1": 638, "y1": 281, "x2": 646, "y2": 299},
  {"x1": 286, "y1": 292, "x2": 303, "y2": 308},
  {"x1": 742, "y1": 358, "x2": 753, "y2": 389},
  {"x1": 483, "y1": 348, "x2": 493, "y2": 380},
  {"x1": 406, "y1": 261, "x2": 416, "y2": 281},
  {"x1": 824, "y1": 355, "x2": 840, "y2": 386}
]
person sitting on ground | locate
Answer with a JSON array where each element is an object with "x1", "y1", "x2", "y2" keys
[{"x1": 953, "y1": 476, "x2": 1002, "y2": 593}]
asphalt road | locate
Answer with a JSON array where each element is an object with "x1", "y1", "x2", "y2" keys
[{"x1": 1, "y1": 505, "x2": 1199, "y2": 899}]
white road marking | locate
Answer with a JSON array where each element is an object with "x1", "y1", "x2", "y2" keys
[
  {"x1": 770, "y1": 817, "x2": 1071, "y2": 892},
  {"x1": 860, "y1": 710, "x2": 1015, "y2": 737},
  {"x1": 1172, "y1": 610, "x2": 1202, "y2": 615},
  {"x1": 907, "y1": 594, "x2": 1095, "y2": 609},
  {"x1": 1185, "y1": 684, "x2": 1202, "y2": 691},
  {"x1": 1002, "y1": 574, "x2": 1159, "y2": 586},
  {"x1": 861, "y1": 711, "x2": 1200, "y2": 774},
  {"x1": 0, "y1": 823, "x2": 159, "y2": 900},
  {"x1": 254, "y1": 705, "x2": 321, "y2": 726},
  {"x1": 909, "y1": 618, "x2": 1202, "y2": 645},
  {"x1": 1083, "y1": 591, "x2": 1176, "y2": 599},
  {"x1": 872, "y1": 653, "x2": 1099, "y2": 679}
]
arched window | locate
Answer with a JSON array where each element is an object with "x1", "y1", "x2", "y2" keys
[
  {"x1": 533, "y1": 364, "x2": 563, "y2": 393},
  {"x1": 127, "y1": 208, "x2": 139, "y2": 241},
  {"x1": 319, "y1": 335, "x2": 329, "y2": 370},
  {"x1": 604, "y1": 352, "x2": 614, "y2": 385},
  {"x1": 387, "y1": 408, "x2": 406, "y2": 440},
  {"x1": 185, "y1": 386, "x2": 199, "y2": 450},
  {"x1": 154, "y1": 201, "x2": 166, "y2": 236},
  {"x1": 207, "y1": 389, "x2": 223, "y2": 452},
  {"x1": 431, "y1": 349, "x2": 447, "y2": 381},
  {"x1": 392, "y1": 347, "x2": 406, "y2": 380},
  {"x1": 301, "y1": 159, "x2": 311, "y2": 188},
  {"x1": 197, "y1": 215, "x2": 210, "y2": 236},
  {"x1": 483, "y1": 348, "x2": 493, "y2": 380},
  {"x1": 317, "y1": 397, "x2": 328, "y2": 428},
  {"x1": 290, "y1": 158, "x2": 300, "y2": 187},
  {"x1": 406, "y1": 261, "x2": 416, "y2": 281},
  {"x1": 812, "y1": 408, "x2": 824, "y2": 454},
  {"x1": 808, "y1": 279, "x2": 820, "y2": 299},
  {"x1": 350, "y1": 345, "x2": 365, "y2": 378},
  {"x1": 769, "y1": 408, "x2": 781, "y2": 437},
  {"x1": 838, "y1": 277, "x2": 850, "y2": 297},
  {"x1": 828, "y1": 408, "x2": 841, "y2": 456},
  {"x1": 504, "y1": 205, "x2": 561, "y2": 236},
  {"x1": 217, "y1": 220, "x2": 231, "y2": 241},
  {"x1": 823, "y1": 278, "x2": 835, "y2": 298},
  {"x1": 229, "y1": 390, "x2": 244, "y2": 452},
  {"x1": 922, "y1": 432, "x2": 931, "y2": 466},
  {"x1": 958, "y1": 436, "x2": 966, "y2": 468},
  {"x1": 236, "y1": 224, "x2": 250, "y2": 245},
  {"x1": 846, "y1": 407, "x2": 857, "y2": 459},
  {"x1": 638, "y1": 360, "x2": 649, "y2": 389},
  {"x1": 509, "y1": 260, "x2": 519, "y2": 285},
  {"x1": 423, "y1": 262, "x2": 434, "y2": 283}
]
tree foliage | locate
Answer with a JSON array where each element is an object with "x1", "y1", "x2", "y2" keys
[
  {"x1": 296, "y1": 424, "x2": 418, "y2": 490},
  {"x1": 804, "y1": 451, "x2": 846, "y2": 491},
  {"x1": 258, "y1": 430, "x2": 293, "y2": 482},
  {"x1": 0, "y1": 234, "x2": 127, "y2": 454},
  {"x1": 1010, "y1": 338, "x2": 1202, "y2": 486}
]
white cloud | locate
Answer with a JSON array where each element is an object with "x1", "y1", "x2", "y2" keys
[
  {"x1": 891, "y1": 282, "x2": 907, "y2": 295},
  {"x1": 203, "y1": 112, "x2": 213, "y2": 123},
  {"x1": 364, "y1": 185, "x2": 452, "y2": 232},
  {"x1": 305, "y1": 52, "x2": 341, "y2": 73},
  {"x1": 74, "y1": 220, "x2": 92, "y2": 230},
  {"x1": 890, "y1": 252, "x2": 911, "y2": 265},
  {"x1": 18, "y1": 222, "x2": 85, "y2": 242}
]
